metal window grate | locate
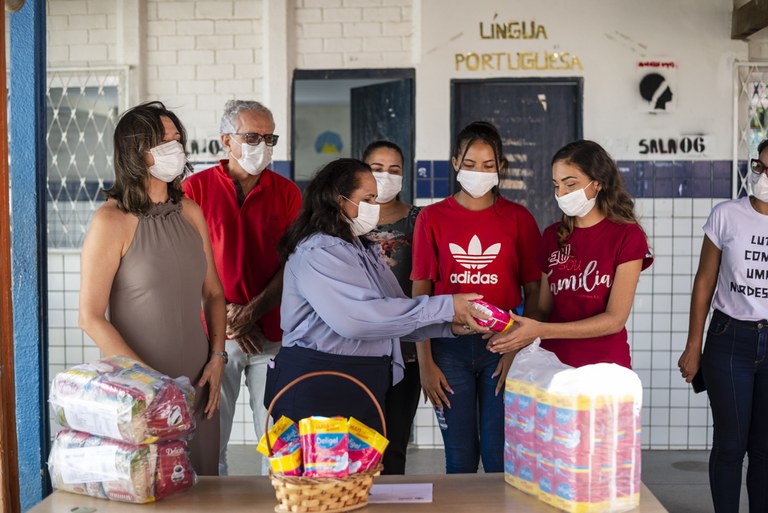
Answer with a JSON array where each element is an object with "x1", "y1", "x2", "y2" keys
[
  {"x1": 46, "y1": 67, "x2": 129, "y2": 248},
  {"x1": 734, "y1": 63, "x2": 768, "y2": 198}
]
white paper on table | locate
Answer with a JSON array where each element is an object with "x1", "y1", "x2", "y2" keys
[{"x1": 368, "y1": 483, "x2": 433, "y2": 503}]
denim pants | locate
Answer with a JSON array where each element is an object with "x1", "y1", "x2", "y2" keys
[
  {"x1": 218, "y1": 339, "x2": 281, "y2": 476},
  {"x1": 703, "y1": 309, "x2": 768, "y2": 513},
  {"x1": 431, "y1": 334, "x2": 504, "y2": 473}
]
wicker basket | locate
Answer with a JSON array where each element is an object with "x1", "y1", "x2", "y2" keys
[{"x1": 264, "y1": 370, "x2": 386, "y2": 513}]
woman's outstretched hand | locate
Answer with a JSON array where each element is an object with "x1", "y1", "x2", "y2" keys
[
  {"x1": 486, "y1": 312, "x2": 540, "y2": 354},
  {"x1": 451, "y1": 293, "x2": 490, "y2": 334}
]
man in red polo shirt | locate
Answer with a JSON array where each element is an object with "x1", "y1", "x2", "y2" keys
[{"x1": 183, "y1": 100, "x2": 301, "y2": 475}]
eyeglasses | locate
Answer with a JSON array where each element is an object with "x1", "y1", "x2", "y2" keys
[
  {"x1": 751, "y1": 158, "x2": 768, "y2": 175},
  {"x1": 230, "y1": 132, "x2": 279, "y2": 147}
]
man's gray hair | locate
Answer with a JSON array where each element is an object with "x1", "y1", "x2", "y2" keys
[{"x1": 220, "y1": 99, "x2": 274, "y2": 134}]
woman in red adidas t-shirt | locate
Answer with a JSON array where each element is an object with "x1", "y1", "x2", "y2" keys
[
  {"x1": 411, "y1": 121, "x2": 544, "y2": 473},
  {"x1": 487, "y1": 140, "x2": 653, "y2": 369}
]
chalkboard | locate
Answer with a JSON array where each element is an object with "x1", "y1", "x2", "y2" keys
[
  {"x1": 451, "y1": 78, "x2": 583, "y2": 229},
  {"x1": 351, "y1": 79, "x2": 415, "y2": 204}
]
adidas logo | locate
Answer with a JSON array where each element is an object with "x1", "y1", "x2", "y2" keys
[
  {"x1": 448, "y1": 235, "x2": 500, "y2": 285},
  {"x1": 449, "y1": 235, "x2": 501, "y2": 270}
]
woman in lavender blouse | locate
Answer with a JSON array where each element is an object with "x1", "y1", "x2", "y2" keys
[{"x1": 264, "y1": 158, "x2": 486, "y2": 434}]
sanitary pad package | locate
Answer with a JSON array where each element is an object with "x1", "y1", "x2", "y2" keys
[{"x1": 504, "y1": 340, "x2": 642, "y2": 513}]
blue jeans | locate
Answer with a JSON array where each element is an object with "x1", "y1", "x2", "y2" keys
[
  {"x1": 431, "y1": 334, "x2": 504, "y2": 473},
  {"x1": 703, "y1": 310, "x2": 768, "y2": 513}
]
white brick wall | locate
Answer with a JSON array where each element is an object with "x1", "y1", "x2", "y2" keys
[
  {"x1": 47, "y1": 0, "x2": 117, "y2": 66},
  {"x1": 295, "y1": 0, "x2": 413, "y2": 68},
  {"x1": 146, "y1": 0, "x2": 264, "y2": 143},
  {"x1": 43, "y1": 0, "x2": 413, "y2": 140}
]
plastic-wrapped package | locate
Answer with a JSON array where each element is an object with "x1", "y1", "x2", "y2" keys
[
  {"x1": 49, "y1": 356, "x2": 195, "y2": 445},
  {"x1": 48, "y1": 430, "x2": 196, "y2": 503},
  {"x1": 257, "y1": 416, "x2": 299, "y2": 457},
  {"x1": 299, "y1": 417, "x2": 349, "y2": 478},
  {"x1": 347, "y1": 417, "x2": 388, "y2": 474},
  {"x1": 268, "y1": 441, "x2": 303, "y2": 476},
  {"x1": 504, "y1": 340, "x2": 642, "y2": 513}
]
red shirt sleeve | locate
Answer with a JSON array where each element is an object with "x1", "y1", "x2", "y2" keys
[
  {"x1": 410, "y1": 207, "x2": 438, "y2": 282},
  {"x1": 617, "y1": 223, "x2": 653, "y2": 271},
  {"x1": 514, "y1": 205, "x2": 545, "y2": 285},
  {"x1": 181, "y1": 175, "x2": 198, "y2": 202},
  {"x1": 286, "y1": 183, "x2": 302, "y2": 222}
]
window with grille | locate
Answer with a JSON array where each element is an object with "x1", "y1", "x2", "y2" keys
[
  {"x1": 46, "y1": 68, "x2": 128, "y2": 248},
  {"x1": 735, "y1": 63, "x2": 768, "y2": 198}
]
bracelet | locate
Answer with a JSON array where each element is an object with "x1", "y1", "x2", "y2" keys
[{"x1": 210, "y1": 350, "x2": 228, "y2": 364}]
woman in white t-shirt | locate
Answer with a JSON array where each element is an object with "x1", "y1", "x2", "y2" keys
[{"x1": 678, "y1": 139, "x2": 768, "y2": 513}]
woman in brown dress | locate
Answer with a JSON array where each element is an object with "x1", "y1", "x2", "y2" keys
[{"x1": 78, "y1": 101, "x2": 227, "y2": 475}]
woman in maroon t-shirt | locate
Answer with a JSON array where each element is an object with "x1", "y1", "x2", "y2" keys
[{"x1": 487, "y1": 140, "x2": 653, "y2": 368}]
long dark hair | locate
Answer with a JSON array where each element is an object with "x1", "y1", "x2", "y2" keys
[
  {"x1": 553, "y1": 140, "x2": 642, "y2": 249},
  {"x1": 279, "y1": 158, "x2": 372, "y2": 261},
  {"x1": 104, "y1": 101, "x2": 189, "y2": 214},
  {"x1": 451, "y1": 121, "x2": 507, "y2": 195}
]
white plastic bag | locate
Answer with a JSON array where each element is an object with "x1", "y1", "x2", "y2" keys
[{"x1": 504, "y1": 339, "x2": 643, "y2": 513}]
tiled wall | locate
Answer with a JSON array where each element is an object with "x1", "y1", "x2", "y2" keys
[
  {"x1": 46, "y1": 160, "x2": 735, "y2": 449},
  {"x1": 414, "y1": 159, "x2": 735, "y2": 201}
]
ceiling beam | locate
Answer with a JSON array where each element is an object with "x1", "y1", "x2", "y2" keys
[{"x1": 732, "y1": 0, "x2": 768, "y2": 40}]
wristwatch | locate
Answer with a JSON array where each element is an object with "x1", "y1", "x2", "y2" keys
[{"x1": 210, "y1": 350, "x2": 228, "y2": 364}]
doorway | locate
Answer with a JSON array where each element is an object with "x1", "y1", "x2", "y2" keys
[
  {"x1": 451, "y1": 78, "x2": 583, "y2": 228},
  {"x1": 292, "y1": 69, "x2": 415, "y2": 202}
]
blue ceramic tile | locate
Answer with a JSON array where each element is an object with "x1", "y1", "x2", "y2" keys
[
  {"x1": 655, "y1": 178, "x2": 674, "y2": 197},
  {"x1": 675, "y1": 180, "x2": 692, "y2": 197},
  {"x1": 692, "y1": 178, "x2": 712, "y2": 198},
  {"x1": 654, "y1": 161, "x2": 674, "y2": 179},
  {"x1": 635, "y1": 161, "x2": 654, "y2": 180},
  {"x1": 433, "y1": 160, "x2": 451, "y2": 178},
  {"x1": 712, "y1": 178, "x2": 731, "y2": 198},
  {"x1": 617, "y1": 161, "x2": 635, "y2": 180},
  {"x1": 635, "y1": 179, "x2": 653, "y2": 198},
  {"x1": 433, "y1": 179, "x2": 450, "y2": 198},
  {"x1": 617, "y1": 161, "x2": 636, "y2": 195},
  {"x1": 672, "y1": 162, "x2": 692, "y2": 197},
  {"x1": 416, "y1": 179, "x2": 432, "y2": 198},
  {"x1": 416, "y1": 161, "x2": 432, "y2": 179},
  {"x1": 673, "y1": 161, "x2": 692, "y2": 180},
  {"x1": 692, "y1": 161, "x2": 711, "y2": 179},
  {"x1": 692, "y1": 179, "x2": 712, "y2": 198},
  {"x1": 271, "y1": 160, "x2": 292, "y2": 179},
  {"x1": 712, "y1": 160, "x2": 731, "y2": 180}
]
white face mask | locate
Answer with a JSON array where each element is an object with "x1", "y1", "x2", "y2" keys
[
  {"x1": 148, "y1": 141, "x2": 187, "y2": 183},
  {"x1": 230, "y1": 139, "x2": 272, "y2": 176},
  {"x1": 372, "y1": 172, "x2": 403, "y2": 204},
  {"x1": 457, "y1": 169, "x2": 499, "y2": 198},
  {"x1": 555, "y1": 181, "x2": 597, "y2": 218},
  {"x1": 343, "y1": 196, "x2": 380, "y2": 236},
  {"x1": 750, "y1": 172, "x2": 768, "y2": 203}
]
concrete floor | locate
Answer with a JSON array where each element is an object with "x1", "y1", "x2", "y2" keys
[{"x1": 225, "y1": 446, "x2": 749, "y2": 512}]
